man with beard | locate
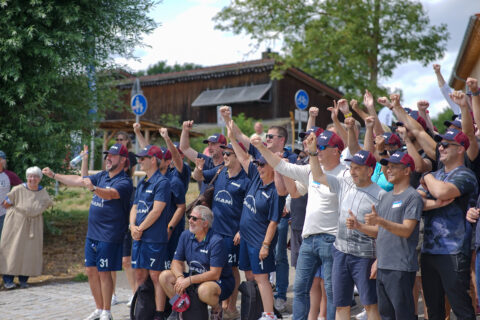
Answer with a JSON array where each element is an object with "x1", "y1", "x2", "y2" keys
[{"x1": 43, "y1": 144, "x2": 133, "y2": 320}]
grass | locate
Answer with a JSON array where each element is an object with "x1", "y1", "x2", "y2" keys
[{"x1": 72, "y1": 273, "x2": 88, "y2": 282}]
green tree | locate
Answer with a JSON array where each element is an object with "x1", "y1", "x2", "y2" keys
[
  {"x1": 136, "y1": 60, "x2": 203, "y2": 76},
  {"x1": 0, "y1": 0, "x2": 157, "y2": 177},
  {"x1": 431, "y1": 107, "x2": 454, "y2": 134},
  {"x1": 214, "y1": 0, "x2": 448, "y2": 98}
]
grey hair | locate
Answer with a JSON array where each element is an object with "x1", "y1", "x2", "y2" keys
[
  {"x1": 26, "y1": 166, "x2": 43, "y2": 180},
  {"x1": 193, "y1": 205, "x2": 213, "y2": 228}
]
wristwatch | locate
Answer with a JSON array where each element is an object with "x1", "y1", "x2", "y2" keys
[
  {"x1": 91, "y1": 186, "x2": 97, "y2": 192},
  {"x1": 309, "y1": 151, "x2": 318, "y2": 156}
]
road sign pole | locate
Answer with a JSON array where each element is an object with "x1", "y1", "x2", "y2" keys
[{"x1": 135, "y1": 114, "x2": 140, "y2": 154}]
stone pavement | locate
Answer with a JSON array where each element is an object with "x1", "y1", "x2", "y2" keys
[{"x1": 0, "y1": 270, "x2": 453, "y2": 320}]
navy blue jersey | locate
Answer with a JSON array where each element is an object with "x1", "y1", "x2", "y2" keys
[
  {"x1": 134, "y1": 170, "x2": 171, "y2": 243},
  {"x1": 198, "y1": 153, "x2": 223, "y2": 194},
  {"x1": 203, "y1": 167, "x2": 250, "y2": 237},
  {"x1": 239, "y1": 162, "x2": 285, "y2": 249},
  {"x1": 167, "y1": 161, "x2": 191, "y2": 192},
  {"x1": 174, "y1": 229, "x2": 233, "y2": 280},
  {"x1": 87, "y1": 171, "x2": 133, "y2": 243}
]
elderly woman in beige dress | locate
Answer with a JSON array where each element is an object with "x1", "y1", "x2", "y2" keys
[{"x1": 0, "y1": 166, "x2": 53, "y2": 289}]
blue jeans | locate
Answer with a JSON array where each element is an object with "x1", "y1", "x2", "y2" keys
[
  {"x1": 275, "y1": 217, "x2": 289, "y2": 300},
  {"x1": 293, "y1": 233, "x2": 335, "y2": 320},
  {"x1": 3, "y1": 275, "x2": 29, "y2": 284}
]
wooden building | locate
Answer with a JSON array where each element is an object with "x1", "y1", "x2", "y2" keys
[{"x1": 108, "y1": 56, "x2": 343, "y2": 129}]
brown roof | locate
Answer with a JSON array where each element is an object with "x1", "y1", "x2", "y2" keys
[{"x1": 97, "y1": 119, "x2": 203, "y2": 138}]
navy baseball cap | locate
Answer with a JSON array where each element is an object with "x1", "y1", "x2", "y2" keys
[
  {"x1": 135, "y1": 145, "x2": 163, "y2": 159},
  {"x1": 220, "y1": 142, "x2": 246, "y2": 152},
  {"x1": 317, "y1": 131, "x2": 345, "y2": 151},
  {"x1": 409, "y1": 111, "x2": 427, "y2": 131},
  {"x1": 382, "y1": 132, "x2": 402, "y2": 147},
  {"x1": 0, "y1": 150, "x2": 5, "y2": 159},
  {"x1": 299, "y1": 126, "x2": 324, "y2": 139},
  {"x1": 253, "y1": 156, "x2": 267, "y2": 166},
  {"x1": 434, "y1": 128, "x2": 470, "y2": 150},
  {"x1": 345, "y1": 150, "x2": 376, "y2": 168},
  {"x1": 380, "y1": 151, "x2": 415, "y2": 172},
  {"x1": 444, "y1": 118, "x2": 462, "y2": 129},
  {"x1": 103, "y1": 143, "x2": 128, "y2": 157},
  {"x1": 203, "y1": 133, "x2": 227, "y2": 145}
]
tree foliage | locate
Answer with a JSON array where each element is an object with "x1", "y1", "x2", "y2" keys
[
  {"x1": 431, "y1": 107, "x2": 454, "y2": 134},
  {"x1": 136, "y1": 60, "x2": 203, "y2": 76},
  {"x1": 0, "y1": 0, "x2": 157, "y2": 178},
  {"x1": 214, "y1": 0, "x2": 449, "y2": 99}
]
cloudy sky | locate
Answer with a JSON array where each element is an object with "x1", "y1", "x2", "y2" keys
[{"x1": 116, "y1": 0, "x2": 480, "y2": 118}]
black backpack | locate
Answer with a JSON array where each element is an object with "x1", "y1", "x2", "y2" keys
[
  {"x1": 239, "y1": 280, "x2": 282, "y2": 320},
  {"x1": 181, "y1": 285, "x2": 209, "y2": 320},
  {"x1": 130, "y1": 276, "x2": 155, "y2": 320}
]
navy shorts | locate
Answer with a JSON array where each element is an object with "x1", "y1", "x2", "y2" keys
[
  {"x1": 239, "y1": 238, "x2": 275, "y2": 274},
  {"x1": 132, "y1": 240, "x2": 169, "y2": 271},
  {"x1": 85, "y1": 238, "x2": 123, "y2": 271},
  {"x1": 218, "y1": 276, "x2": 235, "y2": 301},
  {"x1": 332, "y1": 247, "x2": 377, "y2": 307},
  {"x1": 122, "y1": 231, "x2": 132, "y2": 257},
  {"x1": 222, "y1": 235, "x2": 240, "y2": 268}
]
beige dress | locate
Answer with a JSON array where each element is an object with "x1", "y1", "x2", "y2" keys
[{"x1": 0, "y1": 184, "x2": 53, "y2": 276}]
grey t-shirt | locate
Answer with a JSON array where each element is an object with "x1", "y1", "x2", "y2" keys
[
  {"x1": 327, "y1": 173, "x2": 385, "y2": 258},
  {"x1": 376, "y1": 186, "x2": 423, "y2": 272}
]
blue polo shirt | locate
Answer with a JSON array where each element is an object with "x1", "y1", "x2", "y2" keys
[
  {"x1": 174, "y1": 229, "x2": 233, "y2": 280},
  {"x1": 134, "y1": 170, "x2": 171, "y2": 243},
  {"x1": 198, "y1": 153, "x2": 223, "y2": 193},
  {"x1": 166, "y1": 173, "x2": 186, "y2": 228},
  {"x1": 203, "y1": 167, "x2": 250, "y2": 237},
  {"x1": 167, "y1": 161, "x2": 191, "y2": 192},
  {"x1": 248, "y1": 144, "x2": 297, "y2": 163},
  {"x1": 239, "y1": 162, "x2": 285, "y2": 249},
  {"x1": 418, "y1": 165, "x2": 478, "y2": 255},
  {"x1": 87, "y1": 170, "x2": 133, "y2": 243}
]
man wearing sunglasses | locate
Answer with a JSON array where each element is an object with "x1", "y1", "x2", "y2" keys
[
  {"x1": 159, "y1": 205, "x2": 234, "y2": 320},
  {"x1": 417, "y1": 128, "x2": 478, "y2": 319},
  {"x1": 192, "y1": 142, "x2": 250, "y2": 319},
  {"x1": 131, "y1": 145, "x2": 173, "y2": 320}
]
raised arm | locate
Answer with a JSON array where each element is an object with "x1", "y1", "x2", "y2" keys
[
  {"x1": 219, "y1": 105, "x2": 251, "y2": 149},
  {"x1": 434, "y1": 64, "x2": 460, "y2": 114},
  {"x1": 467, "y1": 77, "x2": 480, "y2": 134},
  {"x1": 274, "y1": 169, "x2": 288, "y2": 196},
  {"x1": 133, "y1": 122, "x2": 148, "y2": 149},
  {"x1": 345, "y1": 117, "x2": 361, "y2": 155},
  {"x1": 160, "y1": 128, "x2": 184, "y2": 174},
  {"x1": 450, "y1": 90, "x2": 479, "y2": 161},
  {"x1": 191, "y1": 158, "x2": 205, "y2": 182},
  {"x1": 397, "y1": 126, "x2": 431, "y2": 173},
  {"x1": 306, "y1": 106, "x2": 319, "y2": 130},
  {"x1": 363, "y1": 116, "x2": 375, "y2": 154},
  {"x1": 80, "y1": 144, "x2": 89, "y2": 177},
  {"x1": 328, "y1": 99, "x2": 348, "y2": 143},
  {"x1": 306, "y1": 133, "x2": 328, "y2": 186},
  {"x1": 363, "y1": 90, "x2": 384, "y2": 136},
  {"x1": 179, "y1": 120, "x2": 199, "y2": 163},
  {"x1": 249, "y1": 135, "x2": 282, "y2": 169},
  {"x1": 416, "y1": 100, "x2": 436, "y2": 134},
  {"x1": 350, "y1": 99, "x2": 370, "y2": 122},
  {"x1": 226, "y1": 120, "x2": 250, "y2": 172}
]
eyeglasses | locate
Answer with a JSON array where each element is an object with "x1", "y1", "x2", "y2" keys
[
  {"x1": 222, "y1": 151, "x2": 234, "y2": 156},
  {"x1": 187, "y1": 215, "x2": 203, "y2": 222},
  {"x1": 439, "y1": 142, "x2": 461, "y2": 149},
  {"x1": 266, "y1": 134, "x2": 284, "y2": 140},
  {"x1": 254, "y1": 162, "x2": 266, "y2": 167}
]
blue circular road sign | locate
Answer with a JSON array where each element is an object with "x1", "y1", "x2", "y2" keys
[
  {"x1": 131, "y1": 94, "x2": 148, "y2": 116},
  {"x1": 295, "y1": 90, "x2": 309, "y2": 110}
]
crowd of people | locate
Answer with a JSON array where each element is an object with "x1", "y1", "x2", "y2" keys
[{"x1": 2, "y1": 64, "x2": 480, "y2": 320}]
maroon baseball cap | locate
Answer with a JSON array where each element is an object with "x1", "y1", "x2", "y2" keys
[
  {"x1": 409, "y1": 111, "x2": 427, "y2": 131},
  {"x1": 434, "y1": 128, "x2": 470, "y2": 150},
  {"x1": 203, "y1": 133, "x2": 227, "y2": 145},
  {"x1": 381, "y1": 132, "x2": 402, "y2": 147},
  {"x1": 380, "y1": 151, "x2": 415, "y2": 172},
  {"x1": 345, "y1": 150, "x2": 376, "y2": 168},
  {"x1": 135, "y1": 145, "x2": 164, "y2": 159},
  {"x1": 160, "y1": 147, "x2": 172, "y2": 160},
  {"x1": 317, "y1": 131, "x2": 344, "y2": 151},
  {"x1": 103, "y1": 143, "x2": 128, "y2": 157}
]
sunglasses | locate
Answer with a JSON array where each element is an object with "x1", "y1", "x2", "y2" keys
[
  {"x1": 318, "y1": 145, "x2": 336, "y2": 151},
  {"x1": 266, "y1": 134, "x2": 284, "y2": 139},
  {"x1": 187, "y1": 215, "x2": 203, "y2": 222},
  {"x1": 254, "y1": 162, "x2": 266, "y2": 167},
  {"x1": 439, "y1": 142, "x2": 461, "y2": 149},
  {"x1": 222, "y1": 151, "x2": 234, "y2": 156}
]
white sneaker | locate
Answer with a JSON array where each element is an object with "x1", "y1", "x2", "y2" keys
[
  {"x1": 258, "y1": 312, "x2": 277, "y2": 320},
  {"x1": 274, "y1": 298, "x2": 287, "y2": 312},
  {"x1": 355, "y1": 308, "x2": 367, "y2": 320},
  {"x1": 83, "y1": 309, "x2": 102, "y2": 320},
  {"x1": 111, "y1": 293, "x2": 118, "y2": 305},
  {"x1": 126, "y1": 295, "x2": 134, "y2": 307},
  {"x1": 100, "y1": 310, "x2": 113, "y2": 320}
]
